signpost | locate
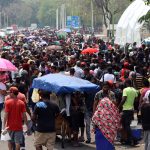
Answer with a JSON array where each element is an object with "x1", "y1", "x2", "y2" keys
[{"x1": 66, "y1": 16, "x2": 80, "y2": 28}]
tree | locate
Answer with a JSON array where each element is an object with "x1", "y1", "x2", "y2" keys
[
  {"x1": 23, "y1": 0, "x2": 40, "y2": 24},
  {"x1": 5, "y1": 1, "x2": 33, "y2": 26},
  {"x1": 0, "y1": 0, "x2": 16, "y2": 7},
  {"x1": 94, "y1": 0, "x2": 130, "y2": 28},
  {"x1": 94, "y1": 0, "x2": 130, "y2": 38}
]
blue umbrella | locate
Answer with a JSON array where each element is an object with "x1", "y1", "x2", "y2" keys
[
  {"x1": 32, "y1": 73, "x2": 99, "y2": 94},
  {"x1": 142, "y1": 37, "x2": 150, "y2": 45}
]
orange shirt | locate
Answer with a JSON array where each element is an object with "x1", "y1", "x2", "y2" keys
[{"x1": 5, "y1": 98, "x2": 26, "y2": 131}]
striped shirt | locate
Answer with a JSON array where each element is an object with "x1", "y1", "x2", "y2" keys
[{"x1": 136, "y1": 74, "x2": 143, "y2": 90}]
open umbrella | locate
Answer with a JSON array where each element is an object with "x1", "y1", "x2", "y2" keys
[
  {"x1": 26, "y1": 35, "x2": 36, "y2": 39},
  {"x1": 17, "y1": 34, "x2": 25, "y2": 37},
  {"x1": 0, "y1": 58, "x2": 18, "y2": 71},
  {"x1": 56, "y1": 31, "x2": 67, "y2": 39},
  {"x1": 59, "y1": 28, "x2": 71, "y2": 33},
  {"x1": 81, "y1": 48, "x2": 99, "y2": 54},
  {"x1": 47, "y1": 45, "x2": 62, "y2": 51},
  {"x1": 39, "y1": 41, "x2": 48, "y2": 46},
  {"x1": 53, "y1": 41, "x2": 60, "y2": 45},
  {"x1": 2, "y1": 46, "x2": 12, "y2": 51},
  {"x1": 142, "y1": 37, "x2": 150, "y2": 45},
  {"x1": 32, "y1": 73, "x2": 99, "y2": 94}
]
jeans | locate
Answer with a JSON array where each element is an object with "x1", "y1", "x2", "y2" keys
[
  {"x1": 0, "y1": 103, "x2": 4, "y2": 132},
  {"x1": 85, "y1": 111, "x2": 92, "y2": 140},
  {"x1": 144, "y1": 131, "x2": 150, "y2": 150}
]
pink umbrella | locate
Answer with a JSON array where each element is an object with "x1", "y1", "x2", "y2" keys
[{"x1": 0, "y1": 58, "x2": 18, "y2": 71}]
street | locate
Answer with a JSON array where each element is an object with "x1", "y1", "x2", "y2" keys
[
  {"x1": 0, "y1": 133, "x2": 144, "y2": 150},
  {"x1": 0, "y1": 111, "x2": 145, "y2": 150}
]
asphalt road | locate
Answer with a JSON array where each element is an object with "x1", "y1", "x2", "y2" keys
[
  {"x1": 0, "y1": 133, "x2": 145, "y2": 150},
  {"x1": 0, "y1": 111, "x2": 144, "y2": 150}
]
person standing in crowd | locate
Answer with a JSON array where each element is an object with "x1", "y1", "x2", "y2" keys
[
  {"x1": 73, "y1": 61, "x2": 84, "y2": 78},
  {"x1": 120, "y1": 62, "x2": 130, "y2": 79},
  {"x1": 141, "y1": 90, "x2": 150, "y2": 150},
  {"x1": 135, "y1": 66, "x2": 144, "y2": 90},
  {"x1": 119, "y1": 79, "x2": 138, "y2": 146},
  {"x1": 84, "y1": 92, "x2": 95, "y2": 144},
  {"x1": 100, "y1": 67, "x2": 116, "y2": 84},
  {"x1": 92, "y1": 97, "x2": 121, "y2": 150},
  {"x1": 5, "y1": 84, "x2": 31, "y2": 149},
  {"x1": 0, "y1": 81, "x2": 6, "y2": 134},
  {"x1": 0, "y1": 71, "x2": 9, "y2": 84},
  {"x1": 71, "y1": 91, "x2": 85, "y2": 146},
  {"x1": 139, "y1": 79, "x2": 150, "y2": 108},
  {"x1": 5, "y1": 85, "x2": 31, "y2": 118},
  {"x1": 3, "y1": 87, "x2": 28, "y2": 150},
  {"x1": 93, "y1": 81, "x2": 116, "y2": 112},
  {"x1": 32, "y1": 90, "x2": 60, "y2": 150}
]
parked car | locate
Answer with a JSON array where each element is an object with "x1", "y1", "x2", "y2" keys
[
  {"x1": 0, "y1": 29, "x2": 6, "y2": 37},
  {"x1": 6, "y1": 27, "x2": 15, "y2": 35}
]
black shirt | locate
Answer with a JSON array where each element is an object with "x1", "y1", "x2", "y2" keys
[{"x1": 34, "y1": 101, "x2": 60, "y2": 133}]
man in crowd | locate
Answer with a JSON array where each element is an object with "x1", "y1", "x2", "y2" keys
[
  {"x1": 93, "y1": 81, "x2": 116, "y2": 112},
  {"x1": 3, "y1": 87, "x2": 28, "y2": 150},
  {"x1": 119, "y1": 79, "x2": 138, "y2": 146},
  {"x1": 73, "y1": 61, "x2": 84, "y2": 78},
  {"x1": 32, "y1": 90, "x2": 60, "y2": 150},
  {"x1": 100, "y1": 67, "x2": 116, "y2": 84}
]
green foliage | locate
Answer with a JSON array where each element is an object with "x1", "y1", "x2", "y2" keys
[
  {"x1": 139, "y1": 11, "x2": 150, "y2": 23},
  {"x1": 0, "y1": 0, "x2": 14, "y2": 7},
  {"x1": 0, "y1": 0, "x2": 135, "y2": 28}
]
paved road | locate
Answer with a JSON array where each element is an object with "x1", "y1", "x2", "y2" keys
[
  {"x1": 0, "y1": 111, "x2": 144, "y2": 150},
  {"x1": 0, "y1": 134, "x2": 144, "y2": 150}
]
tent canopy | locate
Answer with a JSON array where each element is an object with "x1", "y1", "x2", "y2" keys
[
  {"x1": 115, "y1": 0, "x2": 150, "y2": 46},
  {"x1": 32, "y1": 73, "x2": 99, "y2": 94}
]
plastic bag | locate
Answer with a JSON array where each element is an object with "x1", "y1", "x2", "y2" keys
[
  {"x1": 1, "y1": 132, "x2": 11, "y2": 141},
  {"x1": 31, "y1": 88, "x2": 40, "y2": 103}
]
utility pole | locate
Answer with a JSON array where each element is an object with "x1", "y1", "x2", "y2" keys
[
  {"x1": 3, "y1": 12, "x2": 5, "y2": 27},
  {"x1": 0, "y1": 12, "x2": 1, "y2": 28},
  {"x1": 60, "y1": 5, "x2": 62, "y2": 29},
  {"x1": 7, "y1": 15, "x2": 8, "y2": 27},
  {"x1": 91, "y1": 0, "x2": 94, "y2": 33},
  {"x1": 64, "y1": 4, "x2": 66, "y2": 28},
  {"x1": 61, "y1": 4, "x2": 65, "y2": 29},
  {"x1": 56, "y1": 8, "x2": 59, "y2": 30}
]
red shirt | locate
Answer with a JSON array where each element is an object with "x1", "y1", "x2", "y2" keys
[
  {"x1": 5, "y1": 98, "x2": 26, "y2": 131},
  {"x1": 120, "y1": 68, "x2": 130, "y2": 77}
]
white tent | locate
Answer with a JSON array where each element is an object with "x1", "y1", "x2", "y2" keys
[{"x1": 115, "y1": 0, "x2": 150, "y2": 46}]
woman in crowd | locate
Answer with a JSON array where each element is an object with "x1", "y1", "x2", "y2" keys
[{"x1": 92, "y1": 97, "x2": 121, "y2": 150}]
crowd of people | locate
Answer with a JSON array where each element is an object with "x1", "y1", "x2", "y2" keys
[{"x1": 0, "y1": 28, "x2": 150, "y2": 150}]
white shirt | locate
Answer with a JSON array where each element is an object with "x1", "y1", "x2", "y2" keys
[
  {"x1": 73, "y1": 66, "x2": 84, "y2": 78},
  {"x1": 100, "y1": 73, "x2": 116, "y2": 83},
  {"x1": 0, "y1": 82, "x2": 6, "y2": 104},
  {"x1": 143, "y1": 90, "x2": 150, "y2": 104},
  {"x1": 65, "y1": 94, "x2": 71, "y2": 116}
]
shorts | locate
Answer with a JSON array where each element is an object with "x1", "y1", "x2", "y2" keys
[
  {"x1": 8, "y1": 130, "x2": 23, "y2": 144},
  {"x1": 34, "y1": 131, "x2": 56, "y2": 150}
]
